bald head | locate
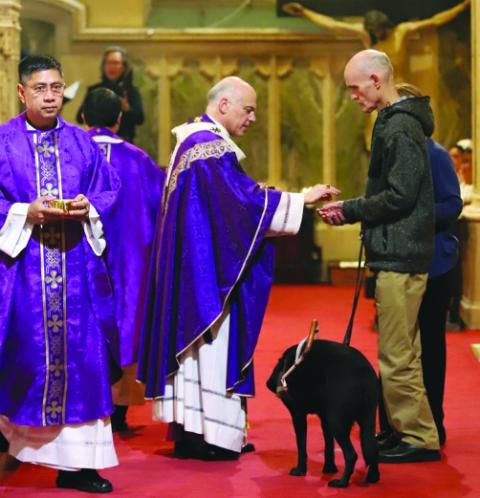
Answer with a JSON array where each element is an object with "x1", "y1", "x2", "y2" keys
[
  {"x1": 344, "y1": 50, "x2": 398, "y2": 113},
  {"x1": 206, "y1": 76, "x2": 257, "y2": 137},
  {"x1": 207, "y1": 76, "x2": 253, "y2": 104},
  {"x1": 346, "y1": 50, "x2": 394, "y2": 82}
]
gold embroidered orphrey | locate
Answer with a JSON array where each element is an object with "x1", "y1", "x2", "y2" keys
[{"x1": 163, "y1": 138, "x2": 236, "y2": 211}]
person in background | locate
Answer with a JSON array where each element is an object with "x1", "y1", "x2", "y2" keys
[
  {"x1": 449, "y1": 144, "x2": 464, "y2": 180},
  {"x1": 447, "y1": 138, "x2": 472, "y2": 331},
  {"x1": 454, "y1": 139, "x2": 473, "y2": 202},
  {"x1": 82, "y1": 87, "x2": 165, "y2": 433},
  {"x1": 0, "y1": 54, "x2": 120, "y2": 493},
  {"x1": 77, "y1": 46, "x2": 144, "y2": 143}
]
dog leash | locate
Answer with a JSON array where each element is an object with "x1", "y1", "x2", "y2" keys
[
  {"x1": 342, "y1": 239, "x2": 365, "y2": 346},
  {"x1": 278, "y1": 240, "x2": 364, "y2": 393}
]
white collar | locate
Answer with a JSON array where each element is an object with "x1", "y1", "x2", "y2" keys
[
  {"x1": 171, "y1": 115, "x2": 246, "y2": 163},
  {"x1": 25, "y1": 119, "x2": 60, "y2": 132},
  {"x1": 91, "y1": 135, "x2": 124, "y2": 145}
]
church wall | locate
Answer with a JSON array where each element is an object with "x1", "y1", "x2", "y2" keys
[
  {"x1": 81, "y1": 0, "x2": 146, "y2": 28},
  {"x1": 17, "y1": 0, "x2": 471, "y2": 281}
]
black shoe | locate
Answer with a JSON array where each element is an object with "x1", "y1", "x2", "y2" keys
[
  {"x1": 379, "y1": 441, "x2": 441, "y2": 463},
  {"x1": 198, "y1": 443, "x2": 239, "y2": 461},
  {"x1": 56, "y1": 469, "x2": 113, "y2": 493},
  {"x1": 375, "y1": 430, "x2": 393, "y2": 441},
  {"x1": 173, "y1": 439, "x2": 194, "y2": 459},
  {"x1": 0, "y1": 431, "x2": 9, "y2": 452},
  {"x1": 241, "y1": 442, "x2": 256, "y2": 454},
  {"x1": 376, "y1": 432, "x2": 400, "y2": 451}
]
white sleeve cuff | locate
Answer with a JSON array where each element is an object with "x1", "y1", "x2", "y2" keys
[
  {"x1": 267, "y1": 192, "x2": 304, "y2": 236},
  {"x1": 82, "y1": 203, "x2": 106, "y2": 256},
  {"x1": 0, "y1": 203, "x2": 34, "y2": 257}
]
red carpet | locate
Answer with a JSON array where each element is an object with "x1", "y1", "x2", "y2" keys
[{"x1": 1, "y1": 285, "x2": 480, "y2": 497}]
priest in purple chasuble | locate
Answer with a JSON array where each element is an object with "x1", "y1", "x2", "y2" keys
[
  {"x1": 0, "y1": 55, "x2": 120, "y2": 493},
  {"x1": 81, "y1": 87, "x2": 165, "y2": 432},
  {"x1": 137, "y1": 76, "x2": 340, "y2": 460}
]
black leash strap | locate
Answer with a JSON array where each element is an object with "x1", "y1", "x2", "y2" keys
[{"x1": 343, "y1": 240, "x2": 365, "y2": 346}]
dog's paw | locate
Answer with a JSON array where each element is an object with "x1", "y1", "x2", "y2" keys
[
  {"x1": 365, "y1": 467, "x2": 380, "y2": 484},
  {"x1": 328, "y1": 478, "x2": 349, "y2": 488},
  {"x1": 289, "y1": 467, "x2": 306, "y2": 477},
  {"x1": 322, "y1": 463, "x2": 338, "y2": 474}
]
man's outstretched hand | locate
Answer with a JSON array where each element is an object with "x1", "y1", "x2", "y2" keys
[
  {"x1": 317, "y1": 201, "x2": 346, "y2": 225},
  {"x1": 303, "y1": 184, "x2": 341, "y2": 205}
]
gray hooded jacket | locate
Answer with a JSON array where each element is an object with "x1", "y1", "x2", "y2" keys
[{"x1": 343, "y1": 96, "x2": 435, "y2": 273}]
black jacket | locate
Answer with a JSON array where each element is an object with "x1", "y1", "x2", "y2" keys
[
  {"x1": 343, "y1": 96, "x2": 435, "y2": 273},
  {"x1": 76, "y1": 79, "x2": 144, "y2": 143}
]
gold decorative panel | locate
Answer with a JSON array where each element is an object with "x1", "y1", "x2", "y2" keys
[
  {"x1": 236, "y1": 61, "x2": 269, "y2": 182},
  {"x1": 280, "y1": 60, "x2": 323, "y2": 190}
]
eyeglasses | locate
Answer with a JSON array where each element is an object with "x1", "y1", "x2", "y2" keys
[{"x1": 23, "y1": 83, "x2": 65, "y2": 96}]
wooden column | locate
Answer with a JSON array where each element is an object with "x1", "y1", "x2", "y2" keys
[
  {"x1": 471, "y1": 0, "x2": 480, "y2": 194},
  {"x1": 460, "y1": 0, "x2": 480, "y2": 328},
  {"x1": 255, "y1": 57, "x2": 292, "y2": 187},
  {"x1": 155, "y1": 57, "x2": 183, "y2": 166},
  {"x1": 311, "y1": 57, "x2": 336, "y2": 186},
  {"x1": 0, "y1": 3, "x2": 21, "y2": 461},
  {"x1": 267, "y1": 56, "x2": 282, "y2": 186}
]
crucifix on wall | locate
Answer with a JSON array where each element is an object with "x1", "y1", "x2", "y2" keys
[{"x1": 278, "y1": 0, "x2": 470, "y2": 81}]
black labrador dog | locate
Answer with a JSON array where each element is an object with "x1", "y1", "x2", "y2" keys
[{"x1": 266, "y1": 339, "x2": 380, "y2": 488}]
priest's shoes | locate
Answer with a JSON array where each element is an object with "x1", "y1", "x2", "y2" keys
[
  {"x1": 379, "y1": 441, "x2": 441, "y2": 464},
  {"x1": 241, "y1": 442, "x2": 256, "y2": 454},
  {"x1": 173, "y1": 440, "x2": 239, "y2": 461},
  {"x1": 56, "y1": 469, "x2": 113, "y2": 493},
  {"x1": 173, "y1": 439, "x2": 193, "y2": 459},
  {"x1": 199, "y1": 443, "x2": 239, "y2": 461}
]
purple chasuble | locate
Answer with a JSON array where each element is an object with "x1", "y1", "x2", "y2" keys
[
  {"x1": 137, "y1": 114, "x2": 281, "y2": 398},
  {"x1": 0, "y1": 114, "x2": 120, "y2": 427},
  {"x1": 88, "y1": 128, "x2": 165, "y2": 366}
]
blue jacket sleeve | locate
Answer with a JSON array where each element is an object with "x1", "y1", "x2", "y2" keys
[{"x1": 428, "y1": 139, "x2": 463, "y2": 229}]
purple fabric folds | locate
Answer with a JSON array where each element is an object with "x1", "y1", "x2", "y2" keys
[
  {"x1": 0, "y1": 114, "x2": 120, "y2": 427},
  {"x1": 137, "y1": 115, "x2": 281, "y2": 399},
  {"x1": 88, "y1": 128, "x2": 165, "y2": 366}
]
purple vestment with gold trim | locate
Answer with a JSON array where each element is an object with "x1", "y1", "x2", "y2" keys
[
  {"x1": 0, "y1": 114, "x2": 120, "y2": 427},
  {"x1": 88, "y1": 127, "x2": 165, "y2": 366},
  {"x1": 137, "y1": 114, "x2": 281, "y2": 399}
]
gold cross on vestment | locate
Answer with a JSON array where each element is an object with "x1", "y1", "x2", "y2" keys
[{"x1": 46, "y1": 400, "x2": 62, "y2": 418}]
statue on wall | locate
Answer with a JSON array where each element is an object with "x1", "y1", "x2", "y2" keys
[{"x1": 283, "y1": 0, "x2": 471, "y2": 81}]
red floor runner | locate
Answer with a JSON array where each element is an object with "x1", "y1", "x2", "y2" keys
[{"x1": 1, "y1": 285, "x2": 480, "y2": 497}]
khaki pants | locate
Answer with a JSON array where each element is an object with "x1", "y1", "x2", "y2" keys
[{"x1": 375, "y1": 271, "x2": 439, "y2": 449}]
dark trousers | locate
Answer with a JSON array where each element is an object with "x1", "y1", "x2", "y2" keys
[
  {"x1": 379, "y1": 270, "x2": 453, "y2": 444},
  {"x1": 418, "y1": 270, "x2": 453, "y2": 443}
]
